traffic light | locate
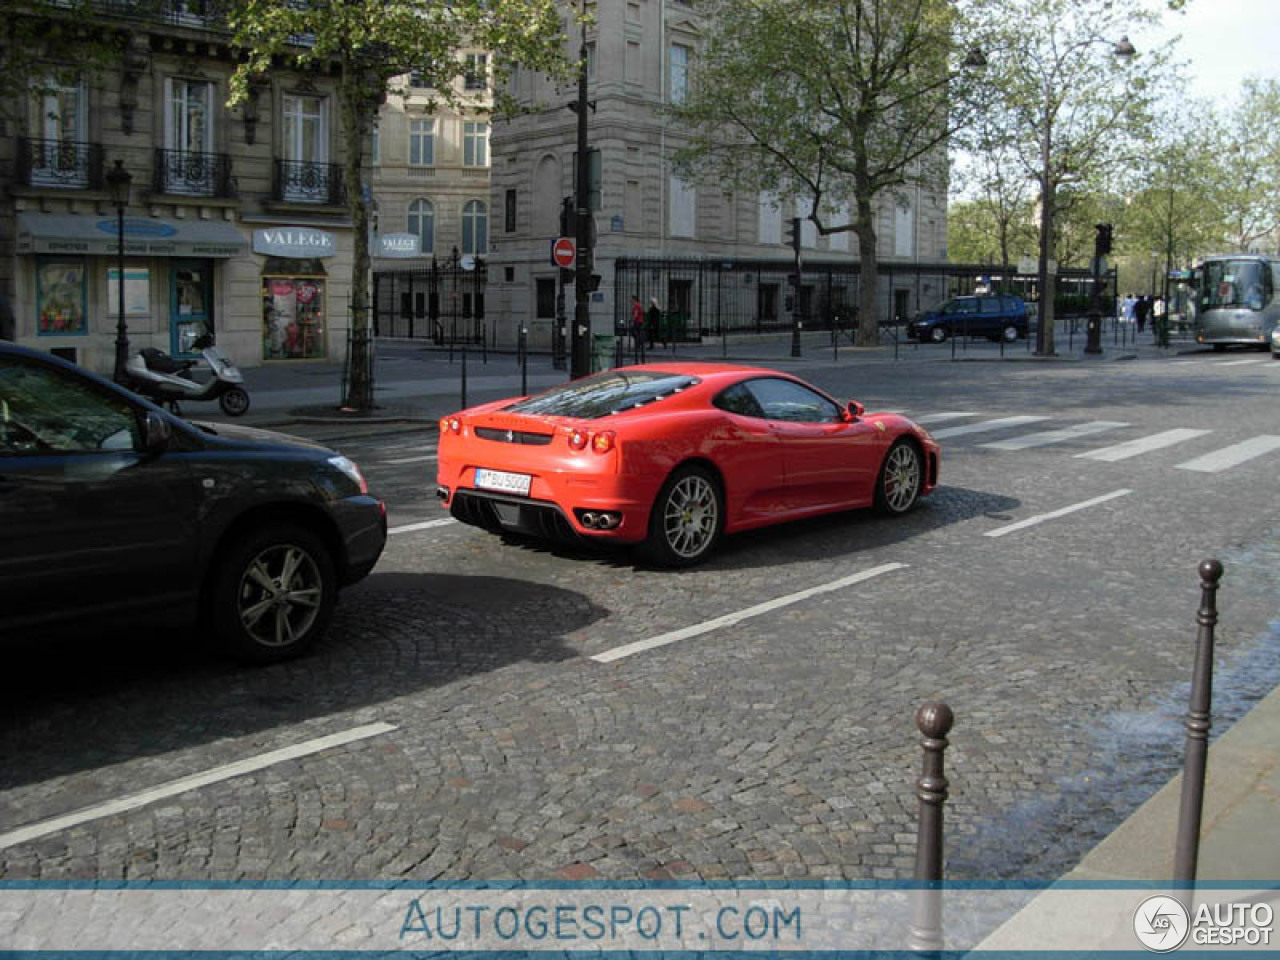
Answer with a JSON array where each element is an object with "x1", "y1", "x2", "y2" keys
[
  {"x1": 1094, "y1": 222, "x2": 1113, "y2": 257},
  {"x1": 784, "y1": 217, "x2": 802, "y2": 255}
]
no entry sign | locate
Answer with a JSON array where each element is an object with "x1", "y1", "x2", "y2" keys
[{"x1": 551, "y1": 236, "x2": 576, "y2": 268}]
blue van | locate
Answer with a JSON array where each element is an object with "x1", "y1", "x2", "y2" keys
[{"x1": 909, "y1": 294, "x2": 1029, "y2": 343}]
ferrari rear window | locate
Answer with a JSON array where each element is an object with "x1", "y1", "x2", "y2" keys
[{"x1": 505, "y1": 370, "x2": 699, "y2": 419}]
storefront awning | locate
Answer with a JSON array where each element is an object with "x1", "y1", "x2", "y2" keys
[{"x1": 15, "y1": 213, "x2": 248, "y2": 258}]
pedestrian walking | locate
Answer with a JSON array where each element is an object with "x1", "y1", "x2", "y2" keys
[
  {"x1": 629, "y1": 295, "x2": 646, "y2": 355},
  {"x1": 1135, "y1": 295, "x2": 1150, "y2": 333},
  {"x1": 1122, "y1": 294, "x2": 1136, "y2": 326},
  {"x1": 647, "y1": 297, "x2": 664, "y2": 348}
]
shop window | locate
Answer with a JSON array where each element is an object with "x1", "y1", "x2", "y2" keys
[
  {"x1": 36, "y1": 258, "x2": 88, "y2": 336},
  {"x1": 262, "y1": 274, "x2": 327, "y2": 360}
]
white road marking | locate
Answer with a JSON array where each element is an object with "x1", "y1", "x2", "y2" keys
[
  {"x1": 914, "y1": 411, "x2": 979, "y2": 425},
  {"x1": 1175, "y1": 436, "x2": 1280, "y2": 474},
  {"x1": 1075, "y1": 428, "x2": 1211, "y2": 462},
  {"x1": 1219, "y1": 357, "x2": 1271, "y2": 367},
  {"x1": 980, "y1": 421, "x2": 1130, "y2": 451},
  {"x1": 591, "y1": 563, "x2": 907, "y2": 664},
  {"x1": 0, "y1": 723, "x2": 397, "y2": 852},
  {"x1": 929, "y1": 415, "x2": 1051, "y2": 439},
  {"x1": 381, "y1": 453, "x2": 438, "y2": 465},
  {"x1": 984, "y1": 489, "x2": 1132, "y2": 539},
  {"x1": 389, "y1": 517, "x2": 457, "y2": 535}
]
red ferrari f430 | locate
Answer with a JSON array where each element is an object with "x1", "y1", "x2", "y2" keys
[{"x1": 436, "y1": 364, "x2": 939, "y2": 566}]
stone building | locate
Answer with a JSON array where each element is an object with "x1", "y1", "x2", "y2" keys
[
  {"x1": 487, "y1": 0, "x2": 950, "y2": 350},
  {"x1": 1, "y1": 2, "x2": 357, "y2": 372}
]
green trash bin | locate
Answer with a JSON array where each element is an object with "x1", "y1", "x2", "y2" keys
[{"x1": 592, "y1": 333, "x2": 617, "y2": 372}]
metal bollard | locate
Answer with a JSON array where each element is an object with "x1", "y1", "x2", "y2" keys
[
  {"x1": 519, "y1": 327, "x2": 528, "y2": 397},
  {"x1": 460, "y1": 342, "x2": 468, "y2": 410},
  {"x1": 1173, "y1": 558, "x2": 1224, "y2": 892},
  {"x1": 909, "y1": 701, "x2": 954, "y2": 954}
]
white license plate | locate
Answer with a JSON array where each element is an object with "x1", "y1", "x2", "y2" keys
[{"x1": 474, "y1": 468, "x2": 532, "y2": 496}]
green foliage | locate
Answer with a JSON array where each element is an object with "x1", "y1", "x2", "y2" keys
[
  {"x1": 667, "y1": 0, "x2": 979, "y2": 345},
  {"x1": 1212, "y1": 78, "x2": 1280, "y2": 252},
  {"x1": 220, "y1": 0, "x2": 569, "y2": 409}
]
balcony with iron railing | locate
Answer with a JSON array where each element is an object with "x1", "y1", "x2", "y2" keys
[
  {"x1": 16, "y1": 138, "x2": 105, "y2": 190},
  {"x1": 272, "y1": 159, "x2": 347, "y2": 206},
  {"x1": 153, "y1": 147, "x2": 236, "y2": 198}
]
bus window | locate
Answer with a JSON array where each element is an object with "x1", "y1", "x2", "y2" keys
[{"x1": 1202, "y1": 259, "x2": 1271, "y2": 310}]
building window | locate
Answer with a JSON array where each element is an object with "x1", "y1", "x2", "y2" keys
[
  {"x1": 409, "y1": 69, "x2": 428, "y2": 89},
  {"x1": 462, "y1": 200, "x2": 488, "y2": 255},
  {"x1": 505, "y1": 188, "x2": 517, "y2": 233},
  {"x1": 31, "y1": 78, "x2": 89, "y2": 187},
  {"x1": 669, "y1": 176, "x2": 695, "y2": 238},
  {"x1": 464, "y1": 53, "x2": 488, "y2": 90},
  {"x1": 263, "y1": 274, "x2": 326, "y2": 361},
  {"x1": 282, "y1": 94, "x2": 326, "y2": 163},
  {"x1": 669, "y1": 43, "x2": 691, "y2": 104},
  {"x1": 895, "y1": 201, "x2": 914, "y2": 257},
  {"x1": 371, "y1": 124, "x2": 380, "y2": 165},
  {"x1": 463, "y1": 121, "x2": 489, "y2": 167},
  {"x1": 36, "y1": 258, "x2": 87, "y2": 336},
  {"x1": 408, "y1": 198, "x2": 435, "y2": 255},
  {"x1": 409, "y1": 118, "x2": 435, "y2": 167},
  {"x1": 166, "y1": 78, "x2": 213, "y2": 155},
  {"x1": 572, "y1": 148, "x2": 602, "y2": 212},
  {"x1": 758, "y1": 192, "x2": 781, "y2": 245}
]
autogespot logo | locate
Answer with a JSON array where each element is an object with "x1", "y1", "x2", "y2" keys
[{"x1": 1134, "y1": 895, "x2": 1190, "y2": 952}]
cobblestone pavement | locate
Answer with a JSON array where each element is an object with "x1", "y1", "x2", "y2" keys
[{"x1": 2, "y1": 353, "x2": 1278, "y2": 884}]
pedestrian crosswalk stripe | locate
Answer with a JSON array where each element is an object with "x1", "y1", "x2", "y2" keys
[
  {"x1": 1219, "y1": 358, "x2": 1271, "y2": 367},
  {"x1": 980, "y1": 421, "x2": 1130, "y2": 451},
  {"x1": 914, "y1": 411, "x2": 979, "y2": 425},
  {"x1": 389, "y1": 517, "x2": 457, "y2": 535},
  {"x1": 381, "y1": 453, "x2": 437, "y2": 465},
  {"x1": 929, "y1": 415, "x2": 1050, "y2": 440},
  {"x1": 1074, "y1": 428, "x2": 1211, "y2": 463},
  {"x1": 1175, "y1": 435, "x2": 1280, "y2": 474}
]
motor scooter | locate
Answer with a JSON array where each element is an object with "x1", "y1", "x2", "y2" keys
[{"x1": 124, "y1": 338, "x2": 250, "y2": 417}]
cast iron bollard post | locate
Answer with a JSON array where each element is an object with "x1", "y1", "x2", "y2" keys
[
  {"x1": 1173, "y1": 558, "x2": 1223, "y2": 892},
  {"x1": 909, "y1": 701, "x2": 954, "y2": 954},
  {"x1": 460, "y1": 341, "x2": 468, "y2": 410},
  {"x1": 519, "y1": 326, "x2": 528, "y2": 397}
]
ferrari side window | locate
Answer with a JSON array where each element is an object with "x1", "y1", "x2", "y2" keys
[
  {"x1": 744, "y1": 378, "x2": 841, "y2": 424},
  {"x1": 712, "y1": 383, "x2": 766, "y2": 419}
]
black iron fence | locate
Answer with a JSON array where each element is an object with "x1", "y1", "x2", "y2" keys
[
  {"x1": 272, "y1": 159, "x2": 346, "y2": 206},
  {"x1": 612, "y1": 257, "x2": 1112, "y2": 341},
  {"x1": 373, "y1": 257, "x2": 488, "y2": 345}
]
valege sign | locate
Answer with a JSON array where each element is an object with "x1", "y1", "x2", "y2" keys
[{"x1": 253, "y1": 227, "x2": 335, "y2": 258}]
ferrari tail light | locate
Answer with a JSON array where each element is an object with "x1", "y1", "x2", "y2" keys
[
  {"x1": 591, "y1": 431, "x2": 616, "y2": 454},
  {"x1": 568, "y1": 429, "x2": 589, "y2": 450},
  {"x1": 441, "y1": 417, "x2": 462, "y2": 435}
]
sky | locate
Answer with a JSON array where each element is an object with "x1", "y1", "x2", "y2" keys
[{"x1": 1137, "y1": 0, "x2": 1280, "y2": 103}]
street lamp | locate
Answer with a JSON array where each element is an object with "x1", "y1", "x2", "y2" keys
[
  {"x1": 105, "y1": 159, "x2": 133, "y2": 383},
  {"x1": 570, "y1": 0, "x2": 594, "y2": 380}
]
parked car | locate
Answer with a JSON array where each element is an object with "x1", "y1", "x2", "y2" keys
[
  {"x1": 908, "y1": 294, "x2": 1029, "y2": 343},
  {"x1": 0, "y1": 342, "x2": 386, "y2": 663},
  {"x1": 436, "y1": 364, "x2": 939, "y2": 567}
]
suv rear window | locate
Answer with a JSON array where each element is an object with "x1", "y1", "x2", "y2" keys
[{"x1": 505, "y1": 370, "x2": 699, "y2": 420}]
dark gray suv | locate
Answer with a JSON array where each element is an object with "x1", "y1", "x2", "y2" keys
[{"x1": 0, "y1": 343, "x2": 386, "y2": 664}]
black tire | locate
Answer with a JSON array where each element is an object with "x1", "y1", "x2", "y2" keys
[
  {"x1": 1212, "y1": 344, "x2": 1227, "y2": 352},
  {"x1": 1002, "y1": 324, "x2": 1019, "y2": 343},
  {"x1": 219, "y1": 387, "x2": 250, "y2": 417},
  {"x1": 642, "y1": 464, "x2": 724, "y2": 567},
  {"x1": 210, "y1": 523, "x2": 337, "y2": 664},
  {"x1": 874, "y1": 440, "x2": 923, "y2": 516},
  {"x1": 929, "y1": 326, "x2": 948, "y2": 344}
]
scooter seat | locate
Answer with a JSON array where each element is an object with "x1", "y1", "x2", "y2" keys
[{"x1": 140, "y1": 348, "x2": 195, "y2": 374}]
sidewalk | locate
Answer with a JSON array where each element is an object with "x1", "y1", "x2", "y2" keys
[
  {"x1": 977, "y1": 679, "x2": 1280, "y2": 949},
  {"x1": 206, "y1": 330, "x2": 1195, "y2": 430}
]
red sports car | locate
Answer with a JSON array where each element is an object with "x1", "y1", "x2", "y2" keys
[{"x1": 436, "y1": 363, "x2": 939, "y2": 566}]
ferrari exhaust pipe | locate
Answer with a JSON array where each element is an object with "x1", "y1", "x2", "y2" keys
[
  {"x1": 597, "y1": 513, "x2": 619, "y2": 530},
  {"x1": 581, "y1": 512, "x2": 598, "y2": 528}
]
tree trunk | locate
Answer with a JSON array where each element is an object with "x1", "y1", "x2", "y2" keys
[
  {"x1": 341, "y1": 62, "x2": 374, "y2": 411},
  {"x1": 854, "y1": 200, "x2": 879, "y2": 347},
  {"x1": 1036, "y1": 172, "x2": 1056, "y2": 356}
]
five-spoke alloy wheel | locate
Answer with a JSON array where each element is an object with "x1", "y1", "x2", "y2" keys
[{"x1": 211, "y1": 524, "x2": 337, "y2": 663}]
